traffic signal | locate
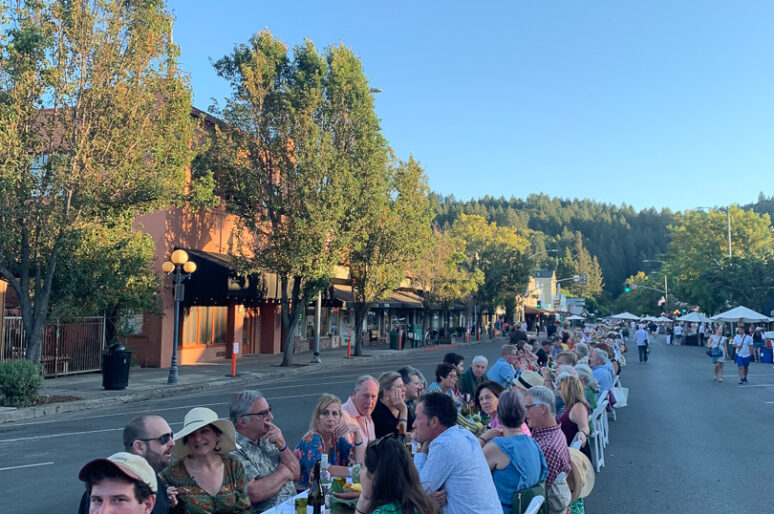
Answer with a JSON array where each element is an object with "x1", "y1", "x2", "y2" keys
[
  {"x1": 536, "y1": 300, "x2": 542, "y2": 308},
  {"x1": 580, "y1": 273, "x2": 588, "y2": 286},
  {"x1": 624, "y1": 282, "x2": 631, "y2": 293},
  {"x1": 681, "y1": 308, "x2": 687, "y2": 313}
]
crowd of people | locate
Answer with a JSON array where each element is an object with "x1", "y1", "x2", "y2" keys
[{"x1": 78, "y1": 321, "x2": 628, "y2": 514}]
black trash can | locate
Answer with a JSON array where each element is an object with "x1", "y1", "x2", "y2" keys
[
  {"x1": 102, "y1": 343, "x2": 132, "y2": 390},
  {"x1": 389, "y1": 331, "x2": 400, "y2": 350}
]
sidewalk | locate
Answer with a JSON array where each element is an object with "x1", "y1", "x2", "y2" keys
[{"x1": 0, "y1": 334, "x2": 504, "y2": 424}]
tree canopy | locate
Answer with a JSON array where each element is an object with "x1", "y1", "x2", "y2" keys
[{"x1": 0, "y1": 0, "x2": 195, "y2": 362}]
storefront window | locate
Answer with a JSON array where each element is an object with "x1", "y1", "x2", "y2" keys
[{"x1": 183, "y1": 306, "x2": 227, "y2": 345}]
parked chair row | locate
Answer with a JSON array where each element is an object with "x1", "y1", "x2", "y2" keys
[{"x1": 587, "y1": 375, "x2": 628, "y2": 472}]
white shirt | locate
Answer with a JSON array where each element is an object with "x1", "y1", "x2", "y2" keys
[
  {"x1": 674, "y1": 325, "x2": 683, "y2": 336},
  {"x1": 414, "y1": 425, "x2": 501, "y2": 514},
  {"x1": 734, "y1": 334, "x2": 753, "y2": 358}
]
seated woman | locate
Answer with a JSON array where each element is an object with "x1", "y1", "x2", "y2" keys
[
  {"x1": 425, "y1": 363, "x2": 460, "y2": 406},
  {"x1": 293, "y1": 394, "x2": 364, "y2": 490},
  {"x1": 557, "y1": 375, "x2": 592, "y2": 461},
  {"x1": 475, "y1": 381, "x2": 530, "y2": 446},
  {"x1": 480, "y1": 391, "x2": 547, "y2": 514},
  {"x1": 356, "y1": 435, "x2": 439, "y2": 514},
  {"x1": 160, "y1": 407, "x2": 250, "y2": 513},
  {"x1": 372, "y1": 371, "x2": 413, "y2": 438}
]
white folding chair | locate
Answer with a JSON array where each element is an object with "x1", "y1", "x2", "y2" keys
[
  {"x1": 597, "y1": 396, "x2": 610, "y2": 446},
  {"x1": 524, "y1": 495, "x2": 545, "y2": 514},
  {"x1": 588, "y1": 408, "x2": 606, "y2": 472}
]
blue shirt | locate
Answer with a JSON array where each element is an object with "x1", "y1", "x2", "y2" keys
[
  {"x1": 491, "y1": 435, "x2": 548, "y2": 514},
  {"x1": 593, "y1": 365, "x2": 613, "y2": 401},
  {"x1": 414, "y1": 425, "x2": 501, "y2": 514},
  {"x1": 488, "y1": 357, "x2": 515, "y2": 388}
]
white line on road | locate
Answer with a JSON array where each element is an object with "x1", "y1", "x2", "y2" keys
[
  {"x1": 739, "y1": 384, "x2": 774, "y2": 387},
  {"x1": 0, "y1": 461, "x2": 54, "y2": 472},
  {"x1": 0, "y1": 392, "x2": 323, "y2": 443},
  {"x1": 2, "y1": 381, "x2": 356, "y2": 429}
]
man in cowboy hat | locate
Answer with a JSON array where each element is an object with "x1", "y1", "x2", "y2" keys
[
  {"x1": 78, "y1": 415, "x2": 176, "y2": 514},
  {"x1": 79, "y1": 452, "x2": 157, "y2": 514},
  {"x1": 229, "y1": 390, "x2": 300, "y2": 513}
]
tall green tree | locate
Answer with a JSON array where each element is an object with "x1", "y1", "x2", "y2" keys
[
  {"x1": 210, "y1": 32, "x2": 385, "y2": 365},
  {"x1": 50, "y1": 215, "x2": 162, "y2": 344},
  {"x1": 0, "y1": 0, "x2": 195, "y2": 362},
  {"x1": 556, "y1": 233, "x2": 604, "y2": 297},
  {"x1": 413, "y1": 227, "x2": 483, "y2": 338},
  {"x1": 664, "y1": 206, "x2": 774, "y2": 313},
  {"x1": 451, "y1": 214, "x2": 530, "y2": 332},
  {"x1": 348, "y1": 156, "x2": 433, "y2": 356}
]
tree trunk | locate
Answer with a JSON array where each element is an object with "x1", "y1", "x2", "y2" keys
[
  {"x1": 280, "y1": 276, "x2": 304, "y2": 367},
  {"x1": 353, "y1": 303, "x2": 375, "y2": 356}
]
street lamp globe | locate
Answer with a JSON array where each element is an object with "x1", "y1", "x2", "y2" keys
[
  {"x1": 171, "y1": 249, "x2": 189, "y2": 265},
  {"x1": 183, "y1": 261, "x2": 197, "y2": 274},
  {"x1": 162, "y1": 261, "x2": 175, "y2": 273}
]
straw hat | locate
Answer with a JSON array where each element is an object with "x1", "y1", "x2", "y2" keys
[
  {"x1": 172, "y1": 407, "x2": 237, "y2": 459},
  {"x1": 515, "y1": 370, "x2": 543, "y2": 390},
  {"x1": 79, "y1": 452, "x2": 158, "y2": 493},
  {"x1": 567, "y1": 447, "x2": 595, "y2": 503}
]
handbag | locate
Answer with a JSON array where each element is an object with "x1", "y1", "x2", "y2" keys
[{"x1": 611, "y1": 385, "x2": 628, "y2": 408}]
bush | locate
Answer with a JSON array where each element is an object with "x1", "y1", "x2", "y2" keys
[{"x1": 0, "y1": 360, "x2": 44, "y2": 407}]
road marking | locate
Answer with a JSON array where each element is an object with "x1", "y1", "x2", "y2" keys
[
  {"x1": 1, "y1": 381, "x2": 357, "y2": 429},
  {"x1": 0, "y1": 392, "x2": 323, "y2": 443},
  {"x1": 0, "y1": 461, "x2": 54, "y2": 472},
  {"x1": 739, "y1": 384, "x2": 774, "y2": 387}
]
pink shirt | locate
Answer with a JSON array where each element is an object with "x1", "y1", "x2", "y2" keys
[{"x1": 341, "y1": 397, "x2": 376, "y2": 444}]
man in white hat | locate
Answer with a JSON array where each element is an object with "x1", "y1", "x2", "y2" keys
[
  {"x1": 79, "y1": 452, "x2": 157, "y2": 514},
  {"x1": 229, "y1": 390, "x2": 300, "y2": 513},
  {"x1": 78, "y1": 415, "x2": 176, "y2": 514}
]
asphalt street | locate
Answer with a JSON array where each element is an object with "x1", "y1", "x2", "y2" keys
[
  {"x1": 0, "y1": 340, "x2": 507, "y2": 513},
  {"x1": 2, "y1": 335, "x2": 772, "y2": 513},
  {"x1": 584, "y1": 334, "x2": 774, "y2": 513}
]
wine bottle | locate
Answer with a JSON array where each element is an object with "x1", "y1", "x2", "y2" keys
[
  {"x1": 319, "y1": 454, "x2": 332, "y2": 511},
  {"x1": 307, "y1": 460, "x2": 324, "y2": 514}
]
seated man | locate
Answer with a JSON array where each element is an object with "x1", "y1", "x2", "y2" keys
[
  {"x1": 488, "y1": 344, "x2": 518, "y2": 388},
  {"x1": 79, "y1": 452, "x2": 157, "y2": 514},
  {"x1": 590, "y1": 348, "x2": 613, "y2": 401},
  {"x1": 413, "y1": 392, "x2": 501, "y2": 513},
  {"x1": 341, "y1": 375, "x2": 379, "y2": 444},
  {"x1": 457, "y1": 355, "x2": 489, "y2": 400},
  {"x1": 78, "y1": 414, "x2": 175, "y2": 514},
  {"x1": 522, "y1": 386, "x2": 572, "y2": 514},
  {"x1": 229, "y1": 390, "x2": 300, "y2": 512}
]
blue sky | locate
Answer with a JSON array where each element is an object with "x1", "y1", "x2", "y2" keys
[{"x1": 168, "y1": 1, "x2": 774, "y2": 212}]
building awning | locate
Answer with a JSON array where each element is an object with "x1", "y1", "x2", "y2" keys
[
  {"x1": 330, "y1": 284, "x2": 424, "y2": 310},
  {"x1": 182, "y1": 249, "x2": 287, "y2": 305}
]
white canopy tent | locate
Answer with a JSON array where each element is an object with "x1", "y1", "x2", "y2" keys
[
  {"x1": 710, "y1": 306, "x2": 773, "y2": 323},
  {"x1": 611, "y1": 312, "x2": 641, "y2": 321},
  {"x1": 656, "y1": 316, "x2": 672, "y2": 322},
  {"x1": 641, "y1": 315, "x2": 660, "y2": 322},
  {"x1": 566, "y1": 315, "x2": 585, "y2": 321},
  {"x1": 676, "y1": 312, "x2": 713, "y2": 323}
]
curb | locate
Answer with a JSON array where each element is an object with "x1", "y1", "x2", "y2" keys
[{"x1": 0, "y1": 337, "x2": 500, "y2": 424}]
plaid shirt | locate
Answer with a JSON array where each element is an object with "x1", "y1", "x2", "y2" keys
[{"x1": 531, "y1": 424, "x2": 571, "y2": 486}]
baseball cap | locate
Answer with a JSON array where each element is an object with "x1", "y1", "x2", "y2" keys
[{"x1": 79, "y1": 452, "x2": 158, "y2": 493}]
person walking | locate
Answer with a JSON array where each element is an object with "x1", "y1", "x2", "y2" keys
[
  {"x1": 708, "y1": 326, "x2": 727, "y2": 382},
  {"x1": 733, "y1": 327, "x2": 753, "y2": 384},
  {"x1": 634, "y1": 325, "x2": 649, "y2": 363}
]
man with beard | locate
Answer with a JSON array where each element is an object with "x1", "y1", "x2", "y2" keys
[{"x1": 78, "y1": 415, "x2": 176, "y2": 513}]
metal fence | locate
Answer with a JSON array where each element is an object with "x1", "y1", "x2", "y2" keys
[{"x1": 1, "y1": 316, "x2": 105, "y2": 377}]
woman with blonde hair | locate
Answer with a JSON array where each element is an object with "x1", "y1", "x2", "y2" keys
[
  {"x1": 557, "y1": 375, "x2": 592, "y2": 461},
  {"x1": 293, "y1": 394, "x2": 364, "y2": 490}
]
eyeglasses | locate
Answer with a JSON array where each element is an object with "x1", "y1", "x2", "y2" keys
[
  {"x1": 244, "y1": 405, "x2": 272, "y2": 418},
  {"x1": 524, "y1": 404, "x2": 538, "y2": 410},
  {"x1": 139, "y1": 433, "x2": 174, "y2": 445}
]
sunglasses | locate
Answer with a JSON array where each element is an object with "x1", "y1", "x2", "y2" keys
[
  {"x1": 244, "y1": 405, "x2": 272, "y2": 418},
  {"x1": 139, "y1": 432, "x2": 174, "y2": 445}
]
